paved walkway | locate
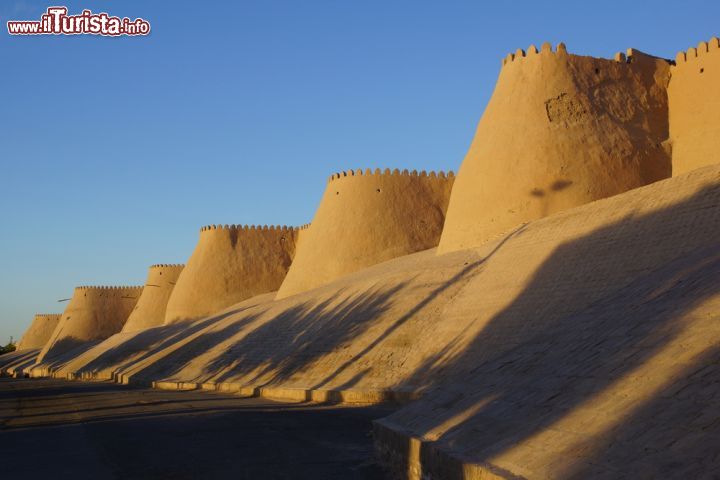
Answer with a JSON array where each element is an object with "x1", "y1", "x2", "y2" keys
[{"x1": 0, "y1": 378, "x2": 393, "y2": 479}]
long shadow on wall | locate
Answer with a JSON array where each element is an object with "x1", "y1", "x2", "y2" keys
[
  {"x1": 184, "y1": 226, "x2": 524, "y2": 390},
  {"x1": 140, "y1": 285, "x2": 406, "y2": 386},
  {"x1": 387, "y1": 182, "x2": 720, "y2": 477},
  {"x1": 309, "y1": 254, "x2": 511, "y2": 391},
  {"x1": 566, "y1": 341, "x2": 720, "y2": 478},
  {"x1": 75, "y1": 305, "x2": 263, "y2": 377},
  {"x1": 69, "y1": 217, "x2": 521, "y2": 392},
  {"x1": 37, "y1": 337, "x2": 103, "y2": 371},
  {"x1": 70, "y1": 274, "x2": 415, "y2": 389}
]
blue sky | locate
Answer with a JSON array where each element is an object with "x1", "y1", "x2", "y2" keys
[{"x1": 0, "y1": 0, "x2": 717, "y2": 341}]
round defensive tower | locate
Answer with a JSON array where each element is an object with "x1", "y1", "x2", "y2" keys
[
  {"x1": 121, "y1": 264, "x2": 185, "y2": 332},
  {"x1": 276, "y1": 168, "x2": 454, "y2": 299},
  {"x1": 438, "y1": 43, "x2": 672, "y2": 253},
  {"x1": 16, "y1": 314, "x2": 61, "y2": 351},
  {"x1": 37, "y1": 286, "x2": 143, "y2": 363},
  {"x1": 163, "y1": 225, "x2": 299, "y2": 324},
  {"x1": 668, "y1": 37, "x2": 720, "y2": 176}
]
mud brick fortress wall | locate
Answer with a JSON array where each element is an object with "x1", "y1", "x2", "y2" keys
[
  {"x1": 669, "y1": 37, "x2": 720, "y2": 176},
  {"x1": 164, "y1": 225, "x2": 300, "y2": 324},
  {"x1": 277, "y1": 168, "x2": 454, "y2": 299},
  {"x1": 38, "y1": 286, "x2": 143, "y2": 363},
  {"x1": 16, "y1": 314, "x2": 61, "y2": 351},
  {"x1": 122, "y1": 264, "x2": 185, "y2": 332}
]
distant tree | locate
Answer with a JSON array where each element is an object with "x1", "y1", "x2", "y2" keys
[{"x1": 0, "y1": 337, "x2": 16, "y2": 355}]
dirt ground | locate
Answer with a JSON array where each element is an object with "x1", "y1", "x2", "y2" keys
[{"x1": 0, "y1": 378, "x2": 394, "y2": 479}]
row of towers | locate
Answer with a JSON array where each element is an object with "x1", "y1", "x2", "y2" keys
[
  {"x1": 14, "y1": 37, "x2": 720, "y2": 368},
  {"x1": 23, "y1": 170, "x2": 456, "y2": 365}
]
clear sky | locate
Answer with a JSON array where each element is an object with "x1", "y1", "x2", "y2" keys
[{"x1": 0, "y1": 0, "x2": 717, "y2": 342}]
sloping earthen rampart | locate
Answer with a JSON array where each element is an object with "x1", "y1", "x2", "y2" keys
[
  {"x1": 49, "y1": 164, "x2": 720, "y2": 479},
  {"x1": 276, "y1": 168, "x2": 454, "y2": 299}
]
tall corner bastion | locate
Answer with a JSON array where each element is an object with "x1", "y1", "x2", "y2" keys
[
  {"x1": 16, "y1": 313, "x2": 61, "y2": 351},
  {"x1": 438, "y1": 43, "x2": 672, "y2": 253},
  {"x1": 669, "y1": 37, "x2": 720, "y2": 176},
  {"x1": 122, "y1": 264, "x2": 184, "y2": 332},
  {"x1": 276, "y1": 168, "x2": 454, "y2": 299},
  {"x1": 37, "y1": 285, "x2": 143, "y2": 363},
  {"x1": 163, "y1": 225, "x2": 299, "y2": 324}
]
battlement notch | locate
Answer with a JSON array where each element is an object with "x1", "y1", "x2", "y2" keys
[{"x1": 673, "y1": 36, "x2": 720, "y2": 66}]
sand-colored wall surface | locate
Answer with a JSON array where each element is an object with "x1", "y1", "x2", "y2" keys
[
  {"x1": 163, "y1": 225, "x2": 298, "y2": 324},
  {"x1": 16, "y1": 314, "x2": 61, "y2": 350},
  {"x1": 438, "y1": 44, "x2": 672, "y2": 253},
  {"x1": 668, "y1": 37, "x2": 720, "y2": 176},
  {"x1": 36, "y1": 286, "x2": 142, "y2": 364},
  {"x1": 122, "y1": 264, "x2": 184, "y2": 332},
  {"x1": 46, "y1": 165, "x2": 719, "y2": 477},
  {"x1": 14, "y1": 36, "x2": 720, "y2": 478},
  {"x1": 276, "y1": 169, "x2": 454, "y2": 299}
]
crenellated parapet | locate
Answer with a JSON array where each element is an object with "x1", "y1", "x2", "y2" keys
[
  {"x1": 673, "y1": 37, "x2": 720, "y2": 65},
  {"x1": 74, "y1": 285, "x2": 143, "y2": 292},
  {"x1": 438, "y1": 41, "x2": 672, "y2": 252},
  {"x1": 327, "y1": 168, "x2": 454, "y2": 183},
  {"x1": 199, "y1": 224, "x2": 301, "y2": 233},
  {"x1": 500, "y1": 41, "x2": 667, "y2": 69},
  {"x1": 276, "y1": 167, "x2": 455, "y2": 298},
  {"x1": 500, "y1": 41, "x2": 568, "y2": 67},
  {"x1": 667, "y1": 36, "x2": 720, "y2": 175},
  {"x1": 149, "y1": 263, "x2": 185, "y2": 269}
]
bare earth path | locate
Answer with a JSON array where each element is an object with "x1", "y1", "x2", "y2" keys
[{"x1": 0, "y1": 378, "x2": 393, "y2": 479}]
